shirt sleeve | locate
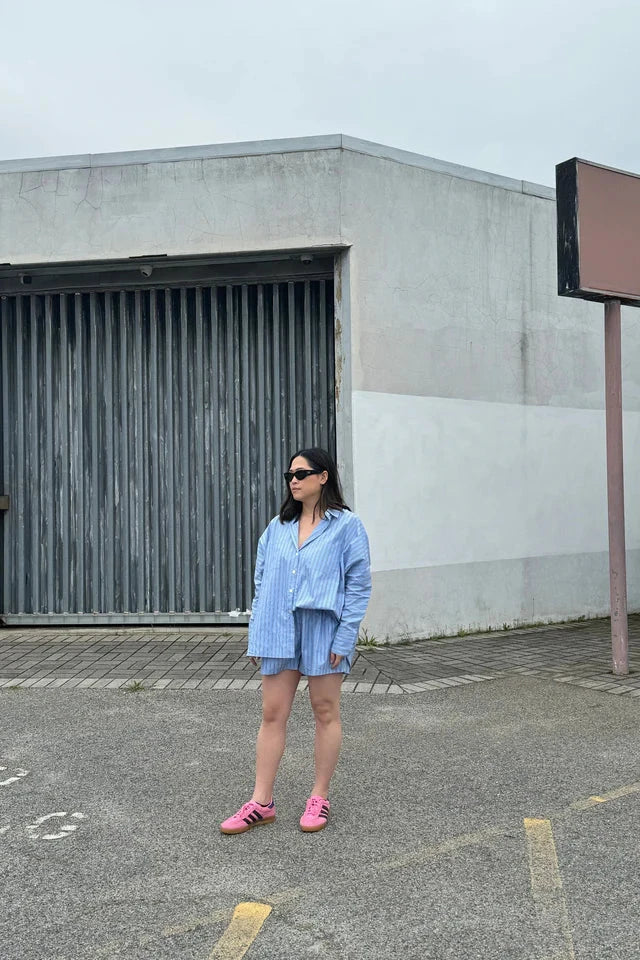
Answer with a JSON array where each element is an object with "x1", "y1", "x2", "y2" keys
[
  {"x1": 331, "y1": 518, "x2": 372, "y2": 656},
  {"x1": 250, "y1": 521, "x2": 272, "y2": 618}
]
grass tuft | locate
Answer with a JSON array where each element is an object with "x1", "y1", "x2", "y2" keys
[{"x1": 357, "y1": 628, "x2": 380, "y2": 648}]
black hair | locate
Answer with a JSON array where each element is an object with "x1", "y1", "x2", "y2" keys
[{"x1": 279, "y1": 447, "x2": 351, "y2": 523}]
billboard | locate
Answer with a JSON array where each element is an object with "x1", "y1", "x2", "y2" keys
[{"x1": 556, "y1": 158, "x2": 640, "y2": 306}]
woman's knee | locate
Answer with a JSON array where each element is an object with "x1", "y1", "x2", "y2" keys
[
  {"x1": 261, "y1": 703, "x2": 291, "y2": 726},
  {"x1": 260, "y1": 671, "x2": 299, "y2": 726},
  {"x1": 311, "y1": 697, "x2": 340, "y2": 725}
]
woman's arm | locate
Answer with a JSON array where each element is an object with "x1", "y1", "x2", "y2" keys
[
  {"x1": 331, "y1": 519, "x2": 372, "y2": 657},
  {"x1": 248, "y1": 522, "x2": 273, "y2": 665},
  {"x1": 250, "y1": 522, "x2": 272, "y2": 618}
]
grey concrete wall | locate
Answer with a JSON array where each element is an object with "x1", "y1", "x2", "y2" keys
[
  {"x1": 2, "y1": 136, "x2": 639, "y2": 640},
  {"x1": 340, "y1": 149, "x2": 640, "y2": 411},
  {"x1": 339, "y1": 148, "x2": 640, "y2": 640},
  {"x1": 0, "y1": 148, "x2": 342, "y2": 263}
]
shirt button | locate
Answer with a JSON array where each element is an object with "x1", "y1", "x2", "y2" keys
[
  {"x1": 292, "y1": 569, "x2": 296, "y2": 574},
  {"x1": 289, "y1": 589, "x2": 293, "y2": 593}
]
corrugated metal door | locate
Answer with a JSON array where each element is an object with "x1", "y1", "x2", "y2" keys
[{"x1": 0, "y1": 278, "x2": 335, "y2": 624}]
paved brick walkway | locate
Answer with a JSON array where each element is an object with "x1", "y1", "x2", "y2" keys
[{"x1": 0, "y1": 614, "x2": 639, "y2": 697}]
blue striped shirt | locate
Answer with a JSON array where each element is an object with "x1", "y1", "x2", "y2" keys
[{"x1": 247, "y1": 508, "x2": 372, "y2": 658}]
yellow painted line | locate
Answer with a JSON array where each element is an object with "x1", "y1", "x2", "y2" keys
[
  {"x1": 380, "y1": 779, "x2": 640, "y2": 875},
  {"x1": 567, "y1": 781, "x2": 640, "y2": 812},
  {"x1": 569, "y1": 796, "x2": 607, "y2": 811},
  {"x1": 94, "y1": 779, "x2": 640, "y2": 958},
  {"x1": 159, "y1": 906, "x2": 236, "y2": 939},
  {"x1": 601, "y1": 782, "x2": 640, "y2": 802},
  {"x1": 93, "y1": 889, "x2": 302, "y2": 958},
  {"x1": 209, "y1": 902, "x2": 272, "y2": 960},
  {"x1": 264, "y1": 887, "x2": 305, "y2": 908},
  {"x1": 379, "y1": 825, "x2": 506, "y2": 873},
  {"x1": 524, "y1": 819, "x2": 575, "y2": 960},
  {"x1": 524, "y1": 819, "x2": 564, "y2": 894},
  {"x1": 160, "y1": 887, "x2": 302, "y2": 939}
]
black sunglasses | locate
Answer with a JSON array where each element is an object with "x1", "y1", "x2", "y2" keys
[{"x1": 284, "y1": 469, "x2": 321, "y2": 483}]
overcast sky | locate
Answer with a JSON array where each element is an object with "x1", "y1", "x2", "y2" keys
[{"x1": 1, "y1": 0, "x2": 638, "y2": 186}]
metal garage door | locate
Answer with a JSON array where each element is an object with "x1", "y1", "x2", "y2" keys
[{"x1": 0, "y1": 269, "x2": 335, "y2": 624}]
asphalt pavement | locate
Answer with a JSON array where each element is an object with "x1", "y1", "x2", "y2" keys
[{"x1": 1, "y1": 673, "x2": 639, "y2": 959}]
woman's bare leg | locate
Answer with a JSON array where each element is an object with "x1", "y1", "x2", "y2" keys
[
  {"x1": 307, "y1": 673, "x2": 344, "y2": 798},
  {"x1": 252, "y1": 669, "x2": 301, "y2": 804}
]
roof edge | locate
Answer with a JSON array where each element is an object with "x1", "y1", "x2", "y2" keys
[
  {"x1": 0, "y1": 134, "x2": 344, "y2": 175},
  {"x1": 0, "y1": 132, "x2": 555, "y2": 200},
  {"x1": 341, "y1": 136, "x2": 555, "y2": 199}
]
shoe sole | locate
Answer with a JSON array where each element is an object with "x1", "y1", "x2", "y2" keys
[
  {"x1": 300, "y1": 820, "x2": 328, "y2": 832},
  {"x1": 220, "y1": 815, "x2": 275, "y2": 835}
]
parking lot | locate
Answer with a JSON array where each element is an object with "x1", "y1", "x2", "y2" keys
[{"x1": 2, "y1": 659, "x2": 640, "y2": 959}]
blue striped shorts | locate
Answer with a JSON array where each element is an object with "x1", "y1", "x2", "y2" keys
[{"x1": 259, "y1": 608, "x2": 352, "y2": 677}]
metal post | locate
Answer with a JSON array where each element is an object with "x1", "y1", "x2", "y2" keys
[{"x1": 604, "y1": 299, "x2": 629, "y2": 675}]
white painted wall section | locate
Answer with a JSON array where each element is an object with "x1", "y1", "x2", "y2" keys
[{"x1": 354, "y1": 390, "x2": 640, "y2": 572}]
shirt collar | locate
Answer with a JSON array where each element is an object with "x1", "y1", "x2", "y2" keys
[{"x1": 291, "y1": 507, "x2": 341, "y2": 524}]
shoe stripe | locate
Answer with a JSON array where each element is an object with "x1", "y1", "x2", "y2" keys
[
  {"x1": 243, "y1": 816, "x2": 253, "y2": 824},
  {"x1": 253, "y1": 810, "x2": 263, "y2": 820}
]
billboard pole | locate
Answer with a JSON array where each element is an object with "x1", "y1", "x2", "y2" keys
[
  {"x1": 556, "y1": 157, "x2": 638, "y2": 677},
  {"x1": 604, "y1": 298, "x2": 629, "y2": 675}
]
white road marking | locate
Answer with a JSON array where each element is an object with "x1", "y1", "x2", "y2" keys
[
  {"x1": 25, "y1": 811, "x2": 87, "y2": 841},
  {"x1": 0, "y1": 766, "x2": 29, "y2": 787}
]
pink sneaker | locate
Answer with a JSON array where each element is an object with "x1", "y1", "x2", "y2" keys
[
  {"x1": 300, "y1": 795, "x2": 330, "y2": 832},
  {"x1": 220, "y1": 799, "x2": 275, "y2": 835}
]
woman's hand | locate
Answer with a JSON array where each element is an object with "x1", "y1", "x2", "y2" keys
[{"x1": 329, "y1": 652, "x2": 343, "y2": 668}]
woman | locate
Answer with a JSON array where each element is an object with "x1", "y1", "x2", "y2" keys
[{"x1": 220, "y1": 447, "x2": 371, "y2": 835}]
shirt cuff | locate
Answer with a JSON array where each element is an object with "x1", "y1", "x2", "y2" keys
[{"x1": 331, "y1": 626, "x2": 358, "y2": 657}]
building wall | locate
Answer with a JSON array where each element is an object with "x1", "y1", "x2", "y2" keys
[
  {"x1": 0, "y1": 142, "x2": 356, "y2": 545},
  {"x1": 339, "y1": 149, "x2": 640, "y2": 639},
  {"x1": 0, "y1": 147, "x2": 342, "y2": 262},
  {"x1": 2, "y1": 136, "x2": 639, "y2": 638}
]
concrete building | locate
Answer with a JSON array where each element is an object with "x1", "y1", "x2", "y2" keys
[{"x1": 0, "y1": 135, "x2": 639, "y2": 637}]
